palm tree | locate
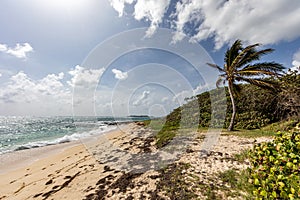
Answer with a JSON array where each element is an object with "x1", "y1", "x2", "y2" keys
[{"x1": 207, "y1": 40, "x2": 285, "y2": 131}]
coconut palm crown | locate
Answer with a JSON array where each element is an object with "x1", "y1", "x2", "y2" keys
[{"x1": 207, "y1": 39, "x2": 285, "y2": 131}]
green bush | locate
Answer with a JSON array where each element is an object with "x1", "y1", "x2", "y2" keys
[
  {"x1": 235, "y1": 111, "x2": 271, "y2": 129},
  {"x1": 249, "y1": 131, "x2": 300, "y2": 199}
]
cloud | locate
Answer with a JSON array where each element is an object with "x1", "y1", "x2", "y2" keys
[
  {"x1": 68, "y1": 65, "x2": 105, "y2": 88},
  {"x1": 292, "y1": 49, "x2": 300, "y2": 69},
  {"x1": 172, "y1": 83, "x2": 210, "y2": 105},
  {"x1": 68, "y1": 65, "x2": 105, "y2": 115},
  {"x1": 108, "y1": 0, "x2": 135, "y2": 17},
  {"x1": 0, "y1": 71, "x2": 70, "y2": 105},
  {"x1": 133, "y1": 90, "x2": 150, "y2": 106},
  {"x1": 193, "y1": 83, "x2": 210, "y2": 94},
  {"x1": 0, "y1": 43, "x2": 33, "y2": 59},
  {"x1": 109, "y1": 0, "x2": 171, "y2": 37},
  {"x1": 133, "y1": 0, "x2": 170, "y2": 37},
  {"x1": 36, "y1": 72, "x2": 65, "y2": 95},
  {"x1": 112, "y1": 68, "x2": 128, "y2": 80},
  {"x1": 0, "y1": 73, "x2": 2, "y2": 78},
  {"x1": 172, "y1": 90, "x2": 193, "y2": 105},
  {"x1": 172, "y1": 0, "x2": 300, "y2": 49},
  {"x1": 0, "y1": 44, "x2": 7, "y2": 52},
  {"x1": 290, "y1": 66, "x2": 300, "y2": 74},
  {"x1": 109, "y1": 0, "x2": 300, "y2": 49},
  {"x1": 291, "y1": 49, "x2": 300, "y2": 74},
  {"x1": 0, "y1": 71, "x2": 73, "y2": 115}
]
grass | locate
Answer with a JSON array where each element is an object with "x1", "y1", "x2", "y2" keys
[
  {"x1": 155, "y1": 163, "x2": 198, "y2": 199},
  {"x1": 222, "y1": 129, "x2": 276, "y2": 138},
  {"x1": 217, "y1": 169, "x2": 255, "y2": 200},
  {"x1": 142, "y1": 119, "x2": 299, "y2": 199},
  {"x1": 233, "y1": 149, "x2": 251, "y2": 163},
  {"x1": 143, "y1": 119, "x2": 165, "y2": 131},
  {"x1": 145, "y1": 118, "x2": 198, "y2": 148},
  {"x1": 145, "y1": 118, "x2": 278, "y2": 148},
  {"x1": 155, "y1": 163, "x2": 255, "y2": 199},
  {"x1": 261, "y1": 119, "x2": 299, "y2": 132},
  {"x1": 222, "y1": 119, "x2": 299, "y2": 138}
]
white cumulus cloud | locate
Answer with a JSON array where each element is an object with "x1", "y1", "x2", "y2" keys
[
  {"x1": 292, "y1": 49, "x2": 300, "y2": 70},
  {"x1": 172, "y1": 90, "x2": 193, "y2": 105},
  {"x1": 109, "y1": 0, "x2": 170, "y2": 37},
  {"x1": 109, "y1": 0, "x2": 135, "y2": 17},
  {"x1": 290, "y1": 66, "x2": 300, "y2": 74},
  {"x1": 134, "y1": 0, "x2": 170, "y2": 37},
  {"x1": 173, "y1": 0, "x2": 300, "y2": 49},
  {"x1": 0, "y1": 71, "x2": 72, "y2": 116},
  {"x1": 0, "y1": 43, "x2": 33, "y2": 59},
  {"x1": 0, "y1": 71, "x2": 69, "y2": 103},
  {"x1": 109, "y1": 0, "x2": 300, "y2": 49},
  {"x1": 68, "y1": 65, "x2": 105, "y2": 115},
  {"x1": 112, "y1": 68, "x2": 128, "y2": 80},
  {"x1": 0, "y1": 44, "x2": 7, "y2": 52},
  {"x1": 133, "y1": 90, "x2": 150, "y2": 106},
  {"x1": 68, "y1": 65, "x2": 105, "y2": 88}
]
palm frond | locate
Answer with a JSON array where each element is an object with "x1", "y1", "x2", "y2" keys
[
  {"x1": 207, "y1": 63, "x2": 225, "y2": 72},
  {"x1": 225, "y1": 40, "x2": 243, "y2": 67},
  {"x1": 240, "y1": 62, "x2": 285, "y2": 75},
  {"x1": 231, "y1": 43, "x2": 260, "y2": 70},
  {"x1": 238, "y1": 48, "x2": 274, "y2": 67},
  {"x1": 237, "y1": 77, "x2": 279, "y2": 91},
  {"x1": 236, "y1": 70, "x2": 279, "y2": 77}
]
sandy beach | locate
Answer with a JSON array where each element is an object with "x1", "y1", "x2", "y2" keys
[{"x1": 0, "y1": 123, "x2": 272, "y2": 200}]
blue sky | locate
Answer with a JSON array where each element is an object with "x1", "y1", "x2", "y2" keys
[{"x1": 0, "y1": 0, "x2": 299, "y2": 116}]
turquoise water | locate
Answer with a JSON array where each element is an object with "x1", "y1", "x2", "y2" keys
[{"x1": 0, "y1": 116, "x2": 149, "y2": 154}]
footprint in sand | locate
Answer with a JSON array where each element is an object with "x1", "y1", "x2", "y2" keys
[
  {"x1": 14, "y1": 182, "x2": 25, "y2": 194},
  {"x1": 45, "y1": 179, "x2": 53, "y2": 185},
  {"x1": 64, "y1": 175, "x2": 72, "y2": 179},
  {"x1": 52, "y1": 185, "x2": 60, "y2": 189}
]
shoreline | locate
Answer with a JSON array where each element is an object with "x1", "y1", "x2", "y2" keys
[
  {"x1": 0, "y1": 123, "x2": 273, "y2": 199},
  {"x1": 0, "y1": 140, "x2": 81, "y2": 175},
  {"x1": 0, "y1": 123, "x2": 139, "y2": 199},
  {"x1": 0, "y1": 124, "x2": 128, "y2": 174}
]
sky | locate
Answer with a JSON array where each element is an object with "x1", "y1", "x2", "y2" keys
[{"x1": 0, "y1": 0, "x2": 300, "y2": 117}]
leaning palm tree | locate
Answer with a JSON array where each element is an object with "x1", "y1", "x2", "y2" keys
[{"x1": 207, "y1": 40, "x2": 285, "y2": 131}]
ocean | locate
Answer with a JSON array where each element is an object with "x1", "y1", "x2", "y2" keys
[{"x1": 0, "y1": 116, "x2": 150, "y2": 155}]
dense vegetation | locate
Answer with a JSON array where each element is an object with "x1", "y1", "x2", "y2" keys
[
  {"x1": 207, "y1": 39, "x2": 284, "y2": 131},
  {"x1": 249, "y1": 130, "x2": 300, "y2": 199},
  {"x1": 154, "y1": 84, "x2": 276, "y2": 147},
  {"x1": 149, "y1": 69, "x2": 299, "y2": 199},
  {"x1": 277, "y1": 69, "x2": 300, "y2": 119},
  {"x1": 154, "y1": 66, "x2": 299, "y2": 147},
  {"x1": 144, "y1": 37, "x2": 299, "y2": 198}
]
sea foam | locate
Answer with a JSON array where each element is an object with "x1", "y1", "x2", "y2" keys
[{"x1": 13, "y1": 125, "x2": 116, "y2": 152}]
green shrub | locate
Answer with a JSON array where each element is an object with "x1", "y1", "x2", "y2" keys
[{"x1": 249, "y1": 131, "x2": 300, "y2": 199}]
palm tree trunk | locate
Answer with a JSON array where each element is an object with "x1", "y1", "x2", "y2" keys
[{"x1": 228, "y1": 84, "x2": 236, "y2": 131}]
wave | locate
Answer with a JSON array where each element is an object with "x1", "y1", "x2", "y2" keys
[{"x1": 12, "y1": 125, "x2": 116, "y2": 152}]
